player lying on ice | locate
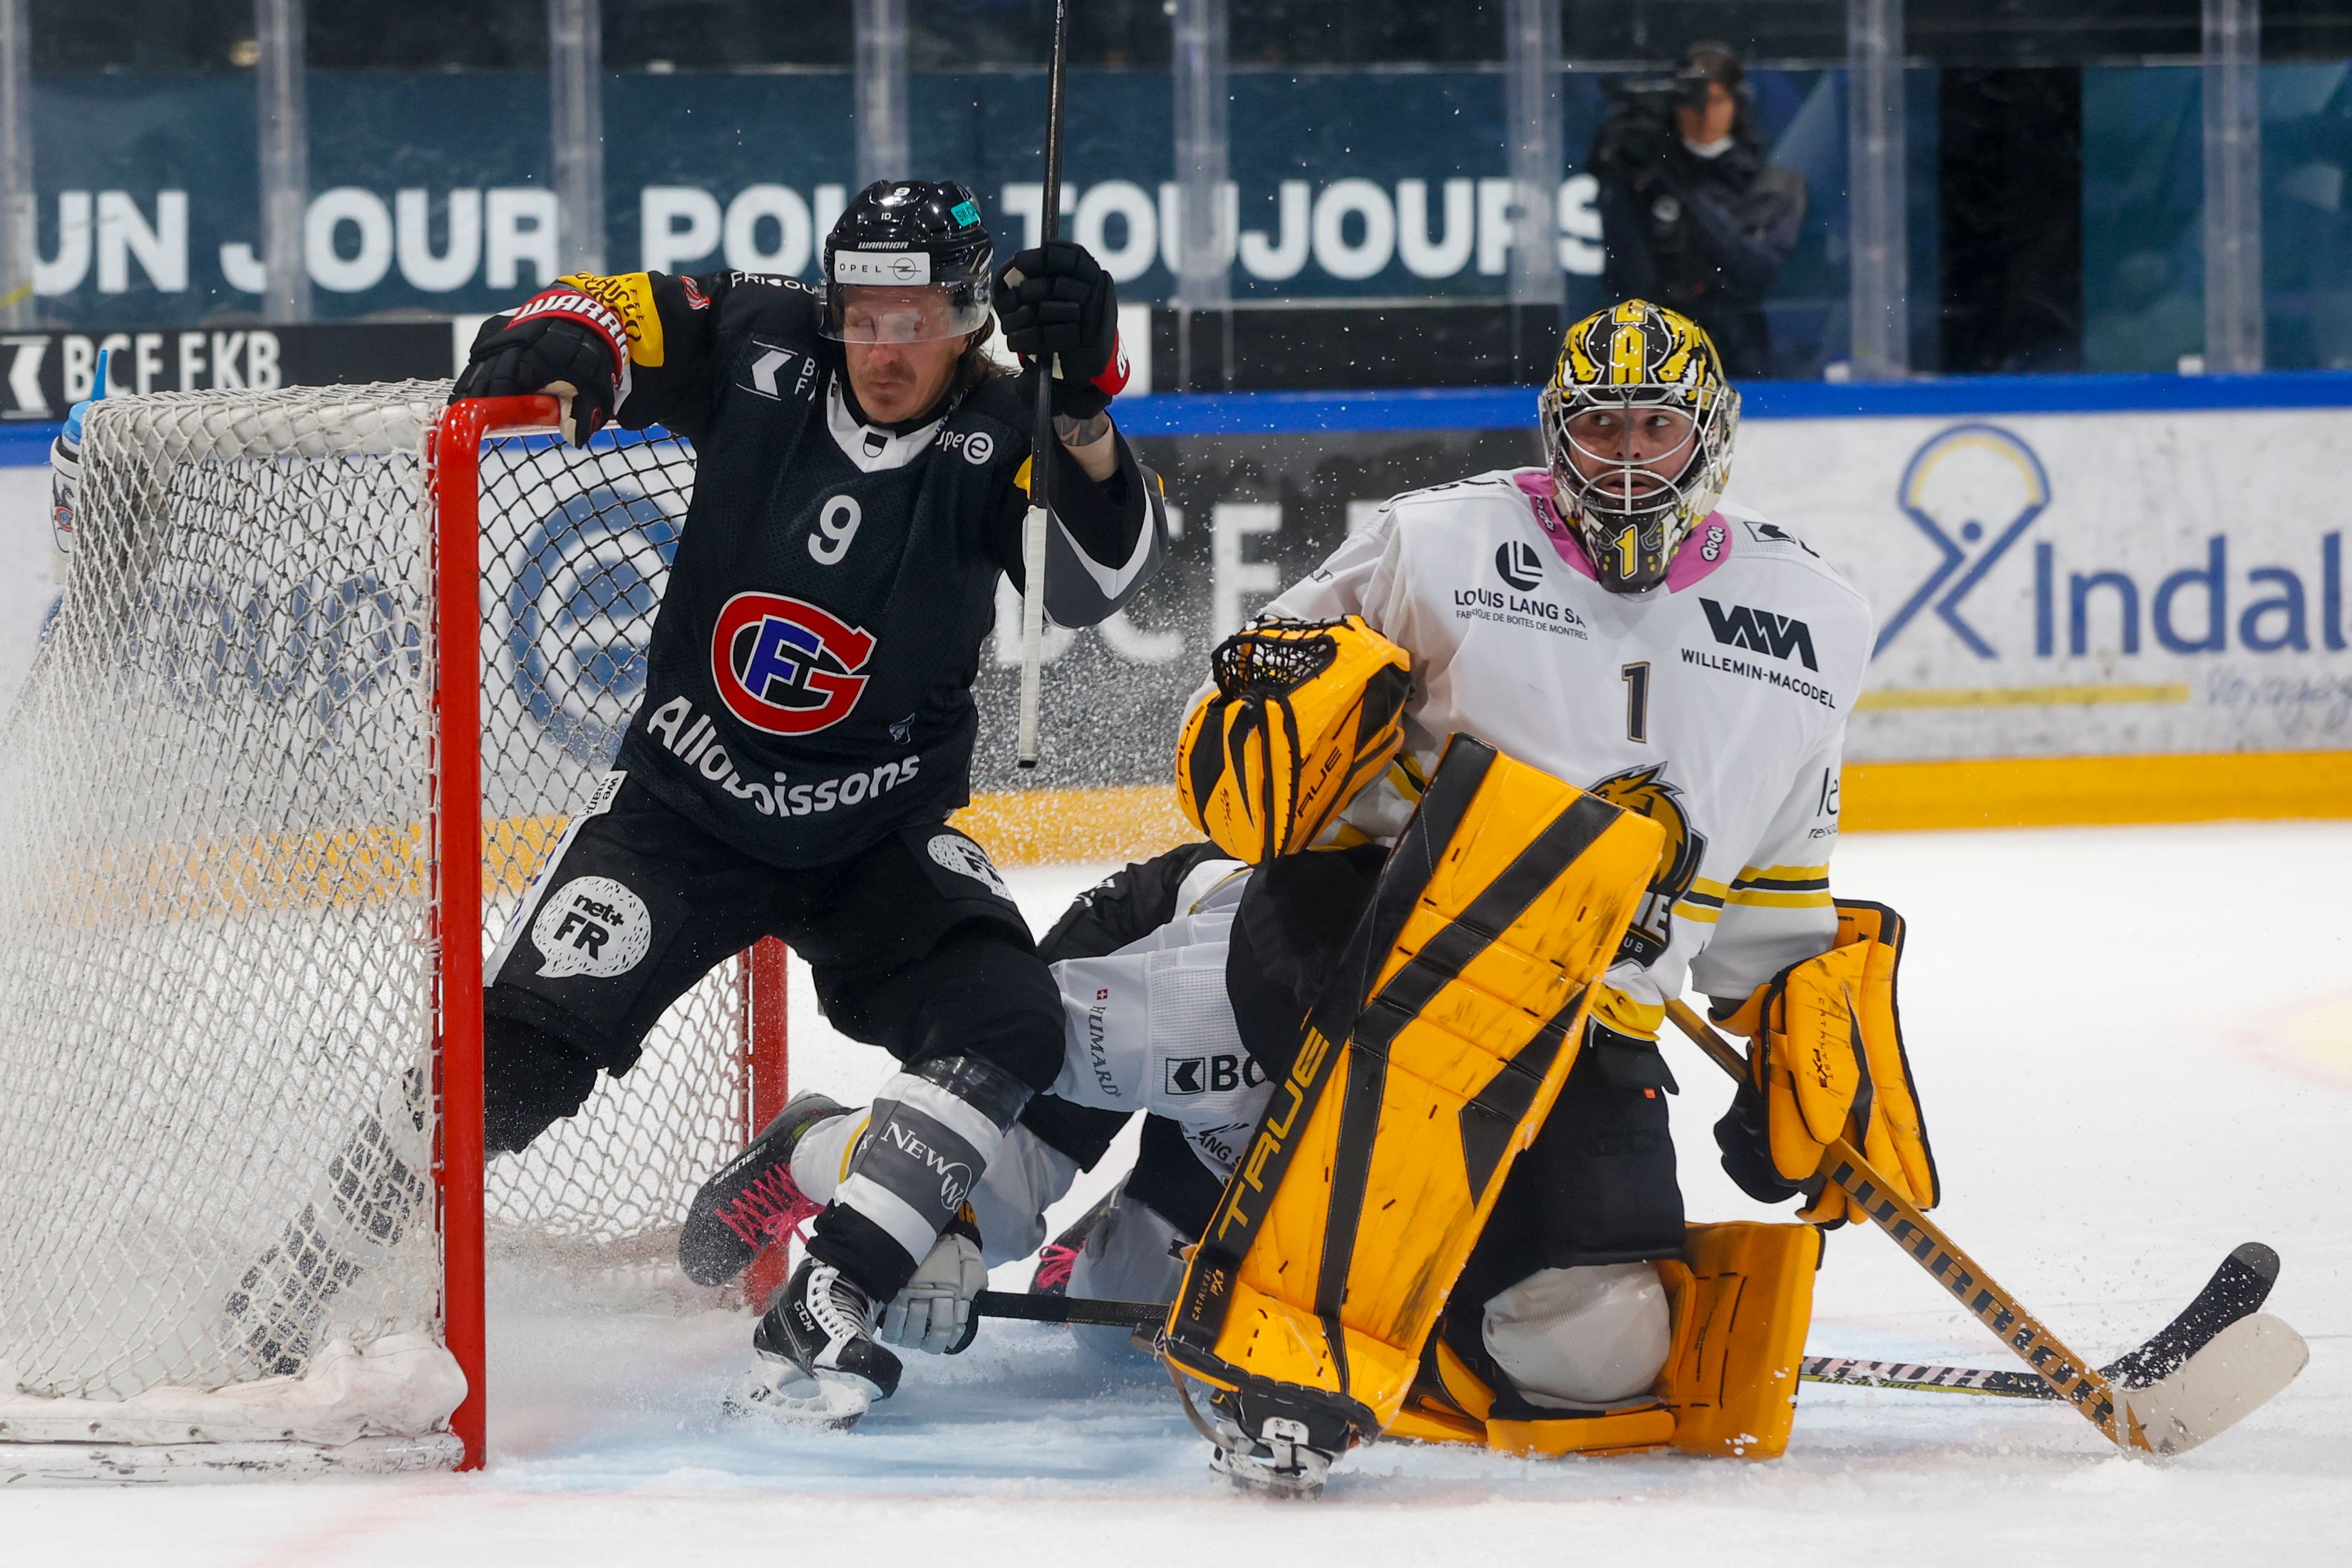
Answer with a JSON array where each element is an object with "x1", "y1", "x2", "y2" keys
[
  {"x1": 363, "y1": 182, "x2": 1170, "y2": 1418},
  {"x1": 682, "y1": 301, "x2": 1939, "y2": 1484}
]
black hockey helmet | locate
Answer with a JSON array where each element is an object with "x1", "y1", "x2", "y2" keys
[{"x1": 820, "y1": 180, "x2": 994, "y2": 344}]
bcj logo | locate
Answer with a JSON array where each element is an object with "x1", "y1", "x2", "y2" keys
[{"x1": 1876, "y1": 423, "x2": 2051, "y2": 659}]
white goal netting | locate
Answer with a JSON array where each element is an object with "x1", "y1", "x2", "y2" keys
[{"x1": 0, "y1": 384, "x2": 754, "y2": 1455}]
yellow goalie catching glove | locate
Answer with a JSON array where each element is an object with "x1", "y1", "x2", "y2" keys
[
  {"x1": 1711, "y1": 900, "x2": 1938, "y2": 1225},
  {"x1": 1176, "y1": 616, "x2": 1413, "y2": 863}
]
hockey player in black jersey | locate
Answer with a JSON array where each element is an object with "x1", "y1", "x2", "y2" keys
[{"x1": 450, "y1": 180, "x2": 1167, "y2": 1423}]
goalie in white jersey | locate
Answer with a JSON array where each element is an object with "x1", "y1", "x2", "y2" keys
[{"x1": 682, "y1": 301, "x2": 1937, "y2": 1475}]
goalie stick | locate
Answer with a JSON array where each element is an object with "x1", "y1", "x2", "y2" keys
[
  {"x1": 1797, "y1": 1242, "x2": 2279, "y2": 1398},
  {"x1": 974, "y1": 1018, "x2": 2304, "y2": 1450},
  {"x1": 981, "y1": 1241, "x2": 2276, "y2": 1405},
  {"x1": 1660, "y1": 999, "x2": 2306, "y2": 1453}
]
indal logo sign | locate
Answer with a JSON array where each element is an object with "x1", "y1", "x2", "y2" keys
[
  {"x1": 1701, "y1": 597, "x2": 1818, "y2": 670},
  {"x1": 1494, "y1": 540, "x2": 1544, "y2": 592},
  {"x1": 1878, "y1": 423, "x2": 2051, "y2": 659},
  {"x1": 709, "y1": 592, "x2": 875, "y2": 735}
]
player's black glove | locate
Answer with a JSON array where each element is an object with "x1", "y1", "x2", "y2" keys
[
  {"x1": 994, "y1": 239, "x2": 1128, "y2": 421},
  {"x1": 450, "y1": 284, "x2": 629, "y2": 448},
  {"x1": 1713, "y1": 1074, "x2": 1807, "y2": 1207}
]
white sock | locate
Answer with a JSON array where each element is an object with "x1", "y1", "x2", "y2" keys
[{"x1": 966, "y1": 1125, "x2": 1080, "y2": 1265}]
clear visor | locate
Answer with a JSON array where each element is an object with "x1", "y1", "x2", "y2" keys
[
  {"x1": 822, "y1": 280, "x2": 992, "y2": 344},
  {"x1": 1557, "y1": 398, "x2": 1702, "y2": 512}
]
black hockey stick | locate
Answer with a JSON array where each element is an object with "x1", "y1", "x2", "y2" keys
[
  {"x1": 1799, "y1": 1242, "x2": 2280, "y2": 1399},
  {"x1": 976, "y1": 1288, "x2": 1162, "y2": 1331},
  {"x1": 1013, "y1": 0, "x2": 1071, "y2": 768},
  {"x1": 979, "y1": 1241, "x2": 2278, "y2": 1401}
]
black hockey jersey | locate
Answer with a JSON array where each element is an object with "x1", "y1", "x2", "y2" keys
[{"x1": 515, "y1": 269, "x2": 1168, "y2": 867}]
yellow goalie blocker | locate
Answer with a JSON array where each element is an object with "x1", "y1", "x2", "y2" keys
[{"x1": 1161, "y1": 736, "x2": 1664, "y2": 1449}]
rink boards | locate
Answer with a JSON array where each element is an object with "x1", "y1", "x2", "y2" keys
[{"x1": 0, "y1": 373, "x2": 2344, "y2": 862}]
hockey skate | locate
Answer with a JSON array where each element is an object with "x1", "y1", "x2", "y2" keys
[
  {"x1": 1028, "y1": 1189, "x2": 1114, "y2": 1296},
  {"x1": 1200, "y1": 1390, "x2": 1342, "y2": 1498},
  {"x1": 679, "y1": 1092, "x2": 845, "y2": 1287},
  {"x1": 723, "y1": 1257, "x2": 902, "y2": 1429},
  {"x1": 217, "y1": 1073, "x2": 432, "y2": 1376}
]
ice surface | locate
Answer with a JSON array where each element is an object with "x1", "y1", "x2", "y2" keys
[{"x1": 10, "y1": 824, "x2": 2349, "y2": 1564}]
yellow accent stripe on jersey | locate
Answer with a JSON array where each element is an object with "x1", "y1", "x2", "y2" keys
[
  {"x1": 1723, "y1": 887, "x2": 1836, "y2": 910},
  {"x1": 1735, "y1": 863, "x2": 1829, "y2": 883},
  {"x1": 1676, "y1": 875, "x2": 1728, "y2": 917},
  {"x1": 839, "y1": 1114, "x2": 872, "y2": 1182}
]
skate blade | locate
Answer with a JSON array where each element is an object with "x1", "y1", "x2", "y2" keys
[
  {"x1": 2123, "y1": 1311, "x2": 2308, "y2": 1455},
  {"x1": 1208, "y1": 1441, "x2": 1329, "y2": 1499},
  {"x1": 721, "y1": 1361, "x2": 873, "y2": 1430}
]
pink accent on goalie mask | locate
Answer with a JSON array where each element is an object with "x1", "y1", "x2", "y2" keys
[{"x1": 1513, "y1": 469, "x2": 1734, "y2": 592}]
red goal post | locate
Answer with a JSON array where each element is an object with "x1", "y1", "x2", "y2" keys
[
  {"x1": 432, "y1": 396, "x2": 791, "y2": 1470},
  {"x1": 0, "y1": 384, "x2": 785, "y2": 1479}
]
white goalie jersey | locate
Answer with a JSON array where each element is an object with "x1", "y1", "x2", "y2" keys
[
  {"x1": 1037, "y1": 468, "x2": 1874, "y2": 1180},
  {"x1": 1254, "y1": 468, "x2": 1874, "y2": 1018}
]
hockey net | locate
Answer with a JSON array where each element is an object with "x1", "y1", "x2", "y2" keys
[{"x1": 0, "y1": 384, "x2": 783, "y2": 1475}]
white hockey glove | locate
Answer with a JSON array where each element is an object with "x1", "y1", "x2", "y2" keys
[{"x1": 878, "y1": 1228, "x2": 986, "y2": 1355}]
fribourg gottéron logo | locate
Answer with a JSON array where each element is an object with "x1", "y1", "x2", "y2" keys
[{"x1": 1877, "y1": 423, "x2": 2052, "y2": 659}]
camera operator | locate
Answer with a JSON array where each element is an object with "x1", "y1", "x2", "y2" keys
[{"x1": 1589, "y1": 43, "x2": 1805, "y2": 377}]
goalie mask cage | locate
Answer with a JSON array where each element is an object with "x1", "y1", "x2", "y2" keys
[{"x1": 0, "y1": 387, "x2": 788, "y2": 1477}]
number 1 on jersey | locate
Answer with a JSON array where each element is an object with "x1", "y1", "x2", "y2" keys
[{"x1": 1621, "y1": 661, "x2": 1651, "y2": 743}]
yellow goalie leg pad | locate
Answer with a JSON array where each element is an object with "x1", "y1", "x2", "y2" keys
[
  {"x1": 1392, "y1": 1329, "x2": 1678, "y2": 1457},
  {"x1": 1162, "y1": 736, "x2": 1663, "y2": 1445},
  {"x1": 1388, "y1": 1340, "x2": 1495, "y2": 1445},
  {"x1": 1487, "y1": 1407, "x2": 1678, "y2": 1458},
  {"x1": 1658, "y1": 1220, "x2": 1823, "y2": 1458}
]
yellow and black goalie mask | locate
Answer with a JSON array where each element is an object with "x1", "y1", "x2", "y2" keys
[
  {"x1": 1177, "y1": 617, "x2": 1413, "y2": 862},
  {"x1": 1539, "y1": 299, "x2": 1740, "y2": 593}
]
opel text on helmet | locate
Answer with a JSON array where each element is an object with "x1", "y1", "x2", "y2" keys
[{"x1": 821, "y1": 180, "x2": 995, "y2": 344}]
